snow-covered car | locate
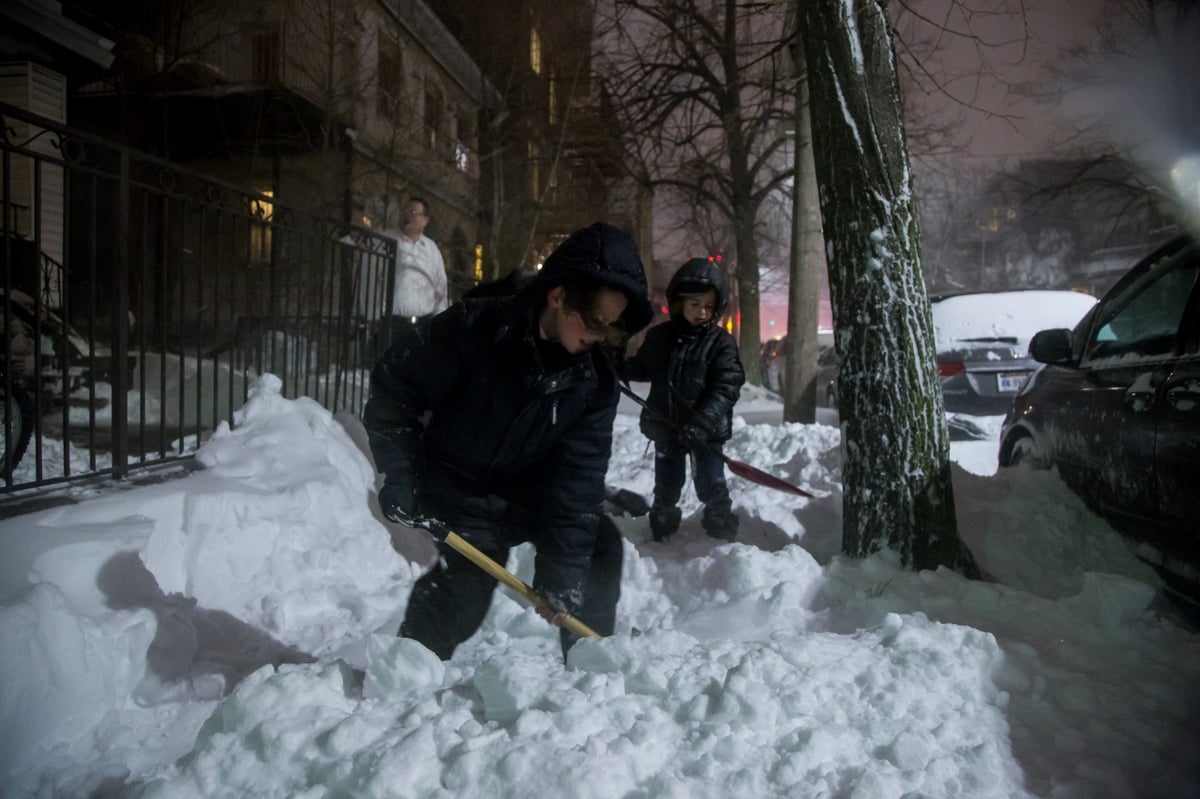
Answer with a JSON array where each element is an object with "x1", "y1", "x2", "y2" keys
[
  {"x1": 998, "y1": 234, "x2": 1199, "y2": 594},
  {"x1": 931, "y1": 289, "x2": 1098, "y2": 414}
]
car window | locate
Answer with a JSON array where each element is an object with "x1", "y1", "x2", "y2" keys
[{"x1": 1083, "y1": 243, "x2": 1199, "y2": 362}]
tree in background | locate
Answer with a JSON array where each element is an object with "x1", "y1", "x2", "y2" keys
[
  {"x1": 780, "y1": 9, "x2": 825, "y2": 424},
  {"x1": 800, "y1": 0, "x2": 978, "y2": 575},
  {"x1": 596, "y1": 0, "x2": 795, "y2": 385},
  {"x1": 1040, "y1": 0, "x2": 1196, "y2": 241}
]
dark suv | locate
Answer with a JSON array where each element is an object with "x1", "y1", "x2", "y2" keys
[{"x1": 998, "y1": 235, "x2": 1200, "y2": 593}]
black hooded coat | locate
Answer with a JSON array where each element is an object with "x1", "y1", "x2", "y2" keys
[
  {"x1": 363, "y1": 223, "x2": 652, "y2": 611},
  {"x1": 625, "y1": 257, "x2": 745, "y2": 445}
]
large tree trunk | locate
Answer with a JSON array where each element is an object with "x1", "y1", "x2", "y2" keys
[
  {"x1": 783, "y1": 30, "x2": 825, "y2": 424},
  {"x1": 800, "y1": 0, "x2": 977, "y2": 576}
]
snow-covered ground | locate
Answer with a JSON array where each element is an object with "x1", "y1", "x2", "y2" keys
[{"x1": 1, "y1": 376, "x2": 1196, "y2": 798}]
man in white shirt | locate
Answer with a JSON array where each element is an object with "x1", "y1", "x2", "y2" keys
[
  {"x1": 359, "y1": 196, "x2": 449, "y2": 359},
  {"x1": 390, "y1": 196, "x2": 448, "y2": 324}
]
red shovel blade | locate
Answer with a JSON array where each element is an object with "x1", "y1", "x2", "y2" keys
[{"x1": 724, "y1": 457, "x2": 816, "y2": 498}]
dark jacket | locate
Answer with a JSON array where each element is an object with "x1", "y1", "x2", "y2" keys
[
  {"x1": 626, "y1": 257, "x2": 745, "y2": 444},
  {"x1": 364, "y1": 222, "x2": 652, "y2": 610}
]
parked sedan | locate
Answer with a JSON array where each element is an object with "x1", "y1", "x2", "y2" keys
[
  {"x1": 932, "y1": 289, "x2": 1098, "y2": 414},
  {"x1": 816, "y1": 344, "x2": 839, "y2": 408},
  {"x1": 998, "y1": 234, "x2": 1199, "y2": 593},
  {"x1": 817, "y1": 292, "x2": 1098, "y2": 414},
  {"x1": 761, "y1": 336, "x2": 787, "y2": 393}
]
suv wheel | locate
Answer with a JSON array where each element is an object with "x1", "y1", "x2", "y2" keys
[{"x1": 1007, "y1": 434, "x2": 1046, "y2": 469}]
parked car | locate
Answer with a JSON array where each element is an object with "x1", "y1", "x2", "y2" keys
[
  {"x1": 762, "y1": 332, "x2": 834, "y2": 396},
  {"x1": 761, "y1": 336, "x2": 787, "y2": 393},
  {"x1": 931, "y1": 289, "x2": 1098, "y2": 414},
  {"x1": 812, "y1": 293, "x2": 1096, "y2": 414},
  {"x1": 817, "y1": 345, "x2": 839, "y2": 408},
  {"x1": 998, "y1": 234, "x2": 1199, "y2": 594}
]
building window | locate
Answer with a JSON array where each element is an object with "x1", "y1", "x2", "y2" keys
[
  {"x1": 377, "y1": 34, "x2": 403, "y2": 117},
  {"x1": 548, "y1": 68, "x2": 558, "y2": 125},
  {"x1": 424, "y1": 84, "x2": 443, "y2": 151},
  {"x1": 453, "y1": 109, "x2": 472, "y2": 172},
  {"x1": 530, "y1": 25, "x2": 542, "y2": 75},
  {"x1": 249, "y1": 190, "x2": 273, "y2": 262},
  {"x1": 250, "y1": 24, "x2": 282, "y2": 82}
]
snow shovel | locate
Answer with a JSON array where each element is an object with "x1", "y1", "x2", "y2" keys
[
  {"x1": 410, "y1": 514, "x2": 602, "y2": 640},
  {"x1": 617, "y1": 382, "x2": 816, "y2": 499}
]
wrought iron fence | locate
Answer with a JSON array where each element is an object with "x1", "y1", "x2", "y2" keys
[{"x1": 1, "y1": 101, "x2": 399, "y2": 496}]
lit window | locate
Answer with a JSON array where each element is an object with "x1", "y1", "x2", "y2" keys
[
  {"x1": 530, "y1": 26, "x2": 542, "y2": 75},
  {"x1": 250, "y1": 190, "x2": 273, "y2": 262}
]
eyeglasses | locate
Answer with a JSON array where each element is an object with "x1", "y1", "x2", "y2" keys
[{"x1": 565, "y1": 305, "x2": 627, "y2": 343}]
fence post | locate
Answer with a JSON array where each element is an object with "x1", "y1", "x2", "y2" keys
[{"x1": 111, "y1": 149, "x2": 130, "y2": 478}]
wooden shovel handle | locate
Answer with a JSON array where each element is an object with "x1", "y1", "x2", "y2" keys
[{"x1": 439, "y1": 529, "x2": 601, "y2": 640}]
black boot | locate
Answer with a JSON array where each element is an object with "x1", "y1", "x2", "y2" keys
[
  {"x1": 703, "y1": 507, "x2": 739, "y2": 542},
  {"x1": 649, "y1": 505, "x2": 681, "y2": 542}
]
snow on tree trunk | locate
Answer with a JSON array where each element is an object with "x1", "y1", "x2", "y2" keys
[{"x1": 800, "y1": 0, "x2": 978, "y2": 576}]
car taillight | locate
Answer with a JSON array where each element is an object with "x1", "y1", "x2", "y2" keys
[{"x1": 938, "y1": 361, "x2": 965, "y2": 377}]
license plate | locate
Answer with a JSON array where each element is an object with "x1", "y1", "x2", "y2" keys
[{"x1": 997, "y1": 372, "x2": 1027, "y2": 392}]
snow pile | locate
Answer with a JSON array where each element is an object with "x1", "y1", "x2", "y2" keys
[
  {"x1": 129, "y1": 611, "x2": 1021, "y2": 799},
  {"x1": 0, "y1": 375, "x2": 1197, "y2": 798}
]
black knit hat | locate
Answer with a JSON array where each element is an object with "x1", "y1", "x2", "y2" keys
[{"x1": 526, "y1": 223, "x2": 654, "y2": 333}]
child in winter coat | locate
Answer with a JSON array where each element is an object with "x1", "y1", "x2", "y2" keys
[{"x1": 625, "y1": 257, "x2": 746, "y2": 541}]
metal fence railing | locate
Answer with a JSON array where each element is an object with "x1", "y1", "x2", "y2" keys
[{"x1": 2, "y1": 101, "x2": 400, "y2": 497}]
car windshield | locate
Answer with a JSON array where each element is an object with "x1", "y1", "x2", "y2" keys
[{"x1": 932, "y1": 291, "x2": 1098, "y2": 351}]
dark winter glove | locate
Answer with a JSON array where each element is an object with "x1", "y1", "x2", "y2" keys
[
  {"x1": 378, "y1": 480, "x2": 420, "y2": 527},
  {"x1": 681, "y1": 424, "x2": 708, "y2": 450}
]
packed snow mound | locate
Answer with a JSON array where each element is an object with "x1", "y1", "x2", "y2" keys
[
  {"x1": 139, "y1": 375, "x2": 412, "y2": 655},
  {"x1": 126, "y1": 611, "x2": 1024, "y2": 799},
  {"x1": 3, "y1": 371, "x2": 1198, "y2": 799},
  {"x1": 197, "y1": 373, "x2": 376, "y2": 494}
]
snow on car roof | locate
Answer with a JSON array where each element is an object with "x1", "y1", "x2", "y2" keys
[{"x1": 932, "y1": 290, "x2": 1097, "y2": 350}]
